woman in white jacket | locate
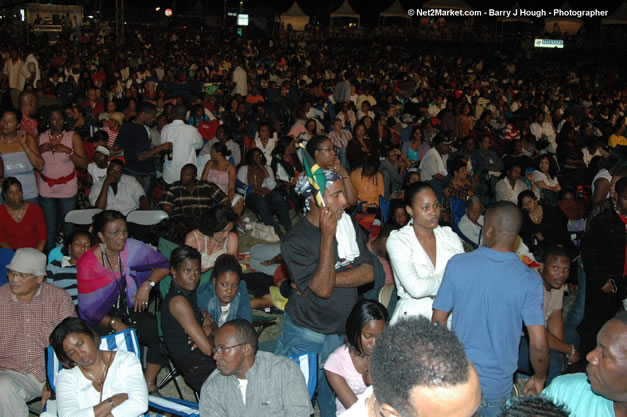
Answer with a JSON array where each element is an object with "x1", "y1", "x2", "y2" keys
[{"x1": 386, "y1": 182, "x2": 464, "y2": 324}]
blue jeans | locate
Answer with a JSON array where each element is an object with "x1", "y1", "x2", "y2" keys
[
  {"x1": 564, "y1": 258, "x2": 586, "y2": 350},
  {"x1": 124, "y1": 170, "x2": 155, "y2": 204},
  {"x1": 246, "y1": 190, "x2": 292, "y2": 235},
  {"x1": 275, "y1": 313, "x2": 344, "y2": 417},
  {"x1": 518, "y1": 335, "x2": 565, "y2": 386},
  {"x1": 39, "y1": 195, "x2": 77, "y2": 252},
  {"x1": 477, "y1": 396, "x2": 508, "y2": 417}
]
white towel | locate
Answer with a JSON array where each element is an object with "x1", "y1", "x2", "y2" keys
[{"x1": 335, "y1": 213, "x2": 360, "y2": 269}]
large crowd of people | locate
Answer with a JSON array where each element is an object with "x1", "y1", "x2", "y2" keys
[{"x1": 0, "y1": 19, "x2": 626, "y2": 417}]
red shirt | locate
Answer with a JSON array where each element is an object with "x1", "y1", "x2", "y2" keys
[{"x1": 0, "y1": 203, "x2": 47, "y2": 250}]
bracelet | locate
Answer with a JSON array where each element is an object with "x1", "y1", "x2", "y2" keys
[{"x1": 108, "y1": 317, "x2": 117, "y2": 329}]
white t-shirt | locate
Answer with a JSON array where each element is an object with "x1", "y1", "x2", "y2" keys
[
  {"x1": 419, "y1": 148, "x2": 448, "y2": 181},
  {"x1": 87, "y1": 162, "x2": 108, "y2": 184},
  {"x1": 533, "y1": 170, "x2": 559, "y2": 188},
  {"x1": 237, "y1": 378, "x2": 248, "y2": 404}
]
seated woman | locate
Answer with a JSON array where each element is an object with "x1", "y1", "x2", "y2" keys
[
  {"x1": 386, "y1": 182, "x2": 464, "y2": 324},
  {"x1": 271, "y1": 136, "x2": 304, "y2": 214},
  {"x1": 324, "y1": 300, "x2": 389, "y2": 415},
  {"x1": 184, "y1": 205, "x2": 238, "y2": 274},
  {"x1": 237, "y1": 148, "x2": 291, "y2": 237},
  {"x1": 518, "y1": 190, "x2": 576, "y2": 261},
  {"x1": 196, "y1": 254, "x2": 253, "y2": 327},
  {"x1": 49, "y1": 317, "x2": 148, "y2": 417},
  {"x1": 201, "y1": 141, "x2": 244, "y2": 215},
  {"x1": 442, "y1": 157, "x2": 476, "y2": 224},
  {"x1": 77, "y1": 210, "x2": 170, "y2": 395},
  {"x1": 161, "y1": 245, "x2": 216, "y2": 392},
  {"x1": 0, "y1": 177, "x2": 46, "y2": 252},
  {"x1": 350, "y1": 156, "x2": 385, "y2": 211},
  {"x1": 533, "y1": 155, "x2": 561, "y2": 206},
  {"x1": 47, "y1": 230, "x2": 93, "y2": 306}
]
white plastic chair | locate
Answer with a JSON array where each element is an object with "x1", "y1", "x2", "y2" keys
[
  {"x1": 64, "y1": 208, "x2": 103, "y2": 226},
  {"x1": 126, "y1": 210, "x2": 169, "y2": 226}
]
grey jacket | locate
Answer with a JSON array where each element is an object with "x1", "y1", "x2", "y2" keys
[{"x1": 199, "y1": 351, "x2": 313, "y2": 417}]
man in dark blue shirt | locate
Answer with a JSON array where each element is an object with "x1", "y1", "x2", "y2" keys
[{"x1": 114, "y1": 102, "x2": 171, "y2": 200}]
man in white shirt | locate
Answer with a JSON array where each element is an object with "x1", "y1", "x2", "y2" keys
[
  {"x1": 458, "y1": 196, "x2": 484, "y2": 246},
  {"x1": 419, "y1": 135, "x2": 451, "y2": 201},
  {"x1": 86, "y1": 146, "x2": 110, "y2": 187},
  {"x1": 495, "y1": 164, "x2": 529, "y2": 204},
  {"x1": 530, "y1": 112, "x2": 557, "y2": 154},
  {"x1": 90, "y1": 159, "x2": 149, "y2": 215},
  {"x1": 2, "y1": 51, "x2": 30, "y2": 108},
  {"x1": 161, "y1": 105, "x2": 204, "y2": 185},
  {"x1": 231, "y1": 59, "x2": 248, "y2": 97}
]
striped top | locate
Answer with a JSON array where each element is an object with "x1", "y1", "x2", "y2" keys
[{"x1": 47, "y1": 257, "x2": 78, "y2": 305}]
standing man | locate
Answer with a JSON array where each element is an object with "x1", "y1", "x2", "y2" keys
[
  {"x1": 114, "y1": 102, "x2": 171, "y2": 200},
  {"x1": 419, "y1": 135, "x2": 451, "y2": 202},
  {"x1": 232, "y1": 58, "x2": 248, "y2": 97},
  {"x1": 275, "y1": 170, "x2": 374, "y2": 417},
  {"x1": 2, "y1": 50, "x2": 30, "y2": 108},
  {"x1": 0, "y1": 248, "x2": 76, "y2": 416},
  {"x1": 200, "y1": 319, "x2": 313, "y2": 417},
  {"x1": 433, "y1": 201, "x2": 549, "y2": 417},
  {"x1": 161, "y1": 104, "x2": 204, "y2": 186}
]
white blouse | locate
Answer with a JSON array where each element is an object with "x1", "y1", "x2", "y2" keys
[
  {"x1": 532, "y1": 170, "x2": 559, "y2": 188},
  {"x1": 55, "y1": 350, "x2": 148, "y2": 417},
  {"x1": 386, "y1": 224, "x2": 464, "y2": 324}
]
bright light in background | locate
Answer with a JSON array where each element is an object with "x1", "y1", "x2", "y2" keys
[
  {"x1": 155, "y1": 7, "x2": 160, "y2": 11},
  {"x1": 88, "y1": 15, "x2": 94, "y2": 19},
  {"x1": 19, "y1": 9, "x2": 25, "y2": 21},
  {"x1": 165, "y1": 8, "x2": 173, "y2": 16}
]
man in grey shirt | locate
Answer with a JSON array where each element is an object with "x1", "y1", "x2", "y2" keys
[{"x1": 199, "y1": 319, "x2": 313, "y2": 417}]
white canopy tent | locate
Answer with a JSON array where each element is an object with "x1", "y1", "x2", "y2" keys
[
  {"x1": 497, "y1": 2, "x2": 532, "y2": 23},
  {"x1": 280, "y1": 1, "x2": 309, "y2": 31},
  {"x1": 330, "y1": 0, "x2": 360, "y2": 27},
  {"x1": 602, "y1": 1, "x2": 627, "y2": 25},
  {"x1": 544, "y1": 2, "x2": 583, "y2": 35},
  {"x1": 380, "y1": 0, "x2": 411, "y2": 24}
]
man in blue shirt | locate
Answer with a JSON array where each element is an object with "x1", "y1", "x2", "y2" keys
[
  {"x1": 433, "y1": 201, "x2": 549, "y2": 417},
  {"x1": 542, "y1": 311, "x2": 627, "y2": 417}
]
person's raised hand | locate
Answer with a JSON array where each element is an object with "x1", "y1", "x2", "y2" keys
[{"x1": 319, "y1": 206, "x2": 338, "y2": 237}]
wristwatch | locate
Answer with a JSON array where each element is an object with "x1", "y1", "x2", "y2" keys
[
  {"x1": 145, "y1": 280, "x2": 156, "y2": 288},
  {"x1": 107, "y1": 397, "x2": 114, "y2": 407}
]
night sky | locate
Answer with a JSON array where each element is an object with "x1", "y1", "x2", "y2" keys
[{"x1": 85, "y1": 0, "x2": 626, "y2": 28}]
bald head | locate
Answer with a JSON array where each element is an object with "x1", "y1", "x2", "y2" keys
[{"x1": 484, "y1": 201, "x2": 522, "y2": 243}]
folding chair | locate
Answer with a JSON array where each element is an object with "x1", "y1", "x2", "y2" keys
[
  {"x1": 126, "y1": 209, "x2": 169, "y2": 226},
  {"x1": 287, "y1": 352, "x2": 317, "y2": 400},
  {"x1": 44, "y1": 329, "x2": 199, "y2": 417},
  {"x1": 449, "y1": 197, "x2": 478, "y2": 249},
  {"x1": 64, "y1": 208, "x2": 103, "y2": 226}
]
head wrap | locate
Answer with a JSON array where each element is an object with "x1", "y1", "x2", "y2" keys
[{"x1": 295, "y1": 170, "x2": 343, "y2": 210}]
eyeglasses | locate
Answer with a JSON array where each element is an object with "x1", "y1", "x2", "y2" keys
[
  {"x1": 317, "y1": 147, "x2": 339, "y2": 154},
  {"x1": 212, "y1": 343, "x2": 246, "y2": 355},
  {"x1": 7, "y1": 270, "x2": 34, "y2": 279}
]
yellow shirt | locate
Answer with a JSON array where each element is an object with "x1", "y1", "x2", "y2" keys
[
  {"x1": 608, "y1": 133, "x2": 627, "y2": 148},
  {"x1": 350, "y1": 169, "x2": 385, "y2": 207}
]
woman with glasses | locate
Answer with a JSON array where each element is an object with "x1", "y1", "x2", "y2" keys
[
  {"x1": 76, "y1": 210, "x2": 170, "y2": 395},
  {"x1": 161, "y1": 245, "x2": 218, "y2": 392},
  {"x1": 305, "y1": 135, "x2": 358, "y2": 206}
]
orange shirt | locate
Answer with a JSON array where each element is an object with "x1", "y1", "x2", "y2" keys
[{"x1": 350, "y1": 169, "x2": 385, "y2": 207}]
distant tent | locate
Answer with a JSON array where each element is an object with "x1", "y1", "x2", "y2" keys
[
  {"x1": 497, "y1": 2, "x2": 532, "y2": 23},
  {"x1": 544, "y1": 2, "x2": 583, "y2": 35},
  {"x1": 422, "y1": 0, "x2": 472, "y2": 10},
  {"x1": 602, "y1": 1, "x2": 627, "y2": 24},
  {"x1": 330, "y1": 0, "x2": 360, "y2": 27},
  {"x1": 380, "y1": 0, "x2": 411, "y2": 19},
  {"x1": 280, "y1": 1, "x2": 309, "y2": 31}
]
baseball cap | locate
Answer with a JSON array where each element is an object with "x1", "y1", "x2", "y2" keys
[
  {"x1": 95, "y1": 145, "x2": 111, "y2": 157},
  {"x1": 7, "y1": 248, "x2": 47, "y2": 277},
  {"x1": 433, "y1": 135, "x2": 453, "y2": 146}
]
